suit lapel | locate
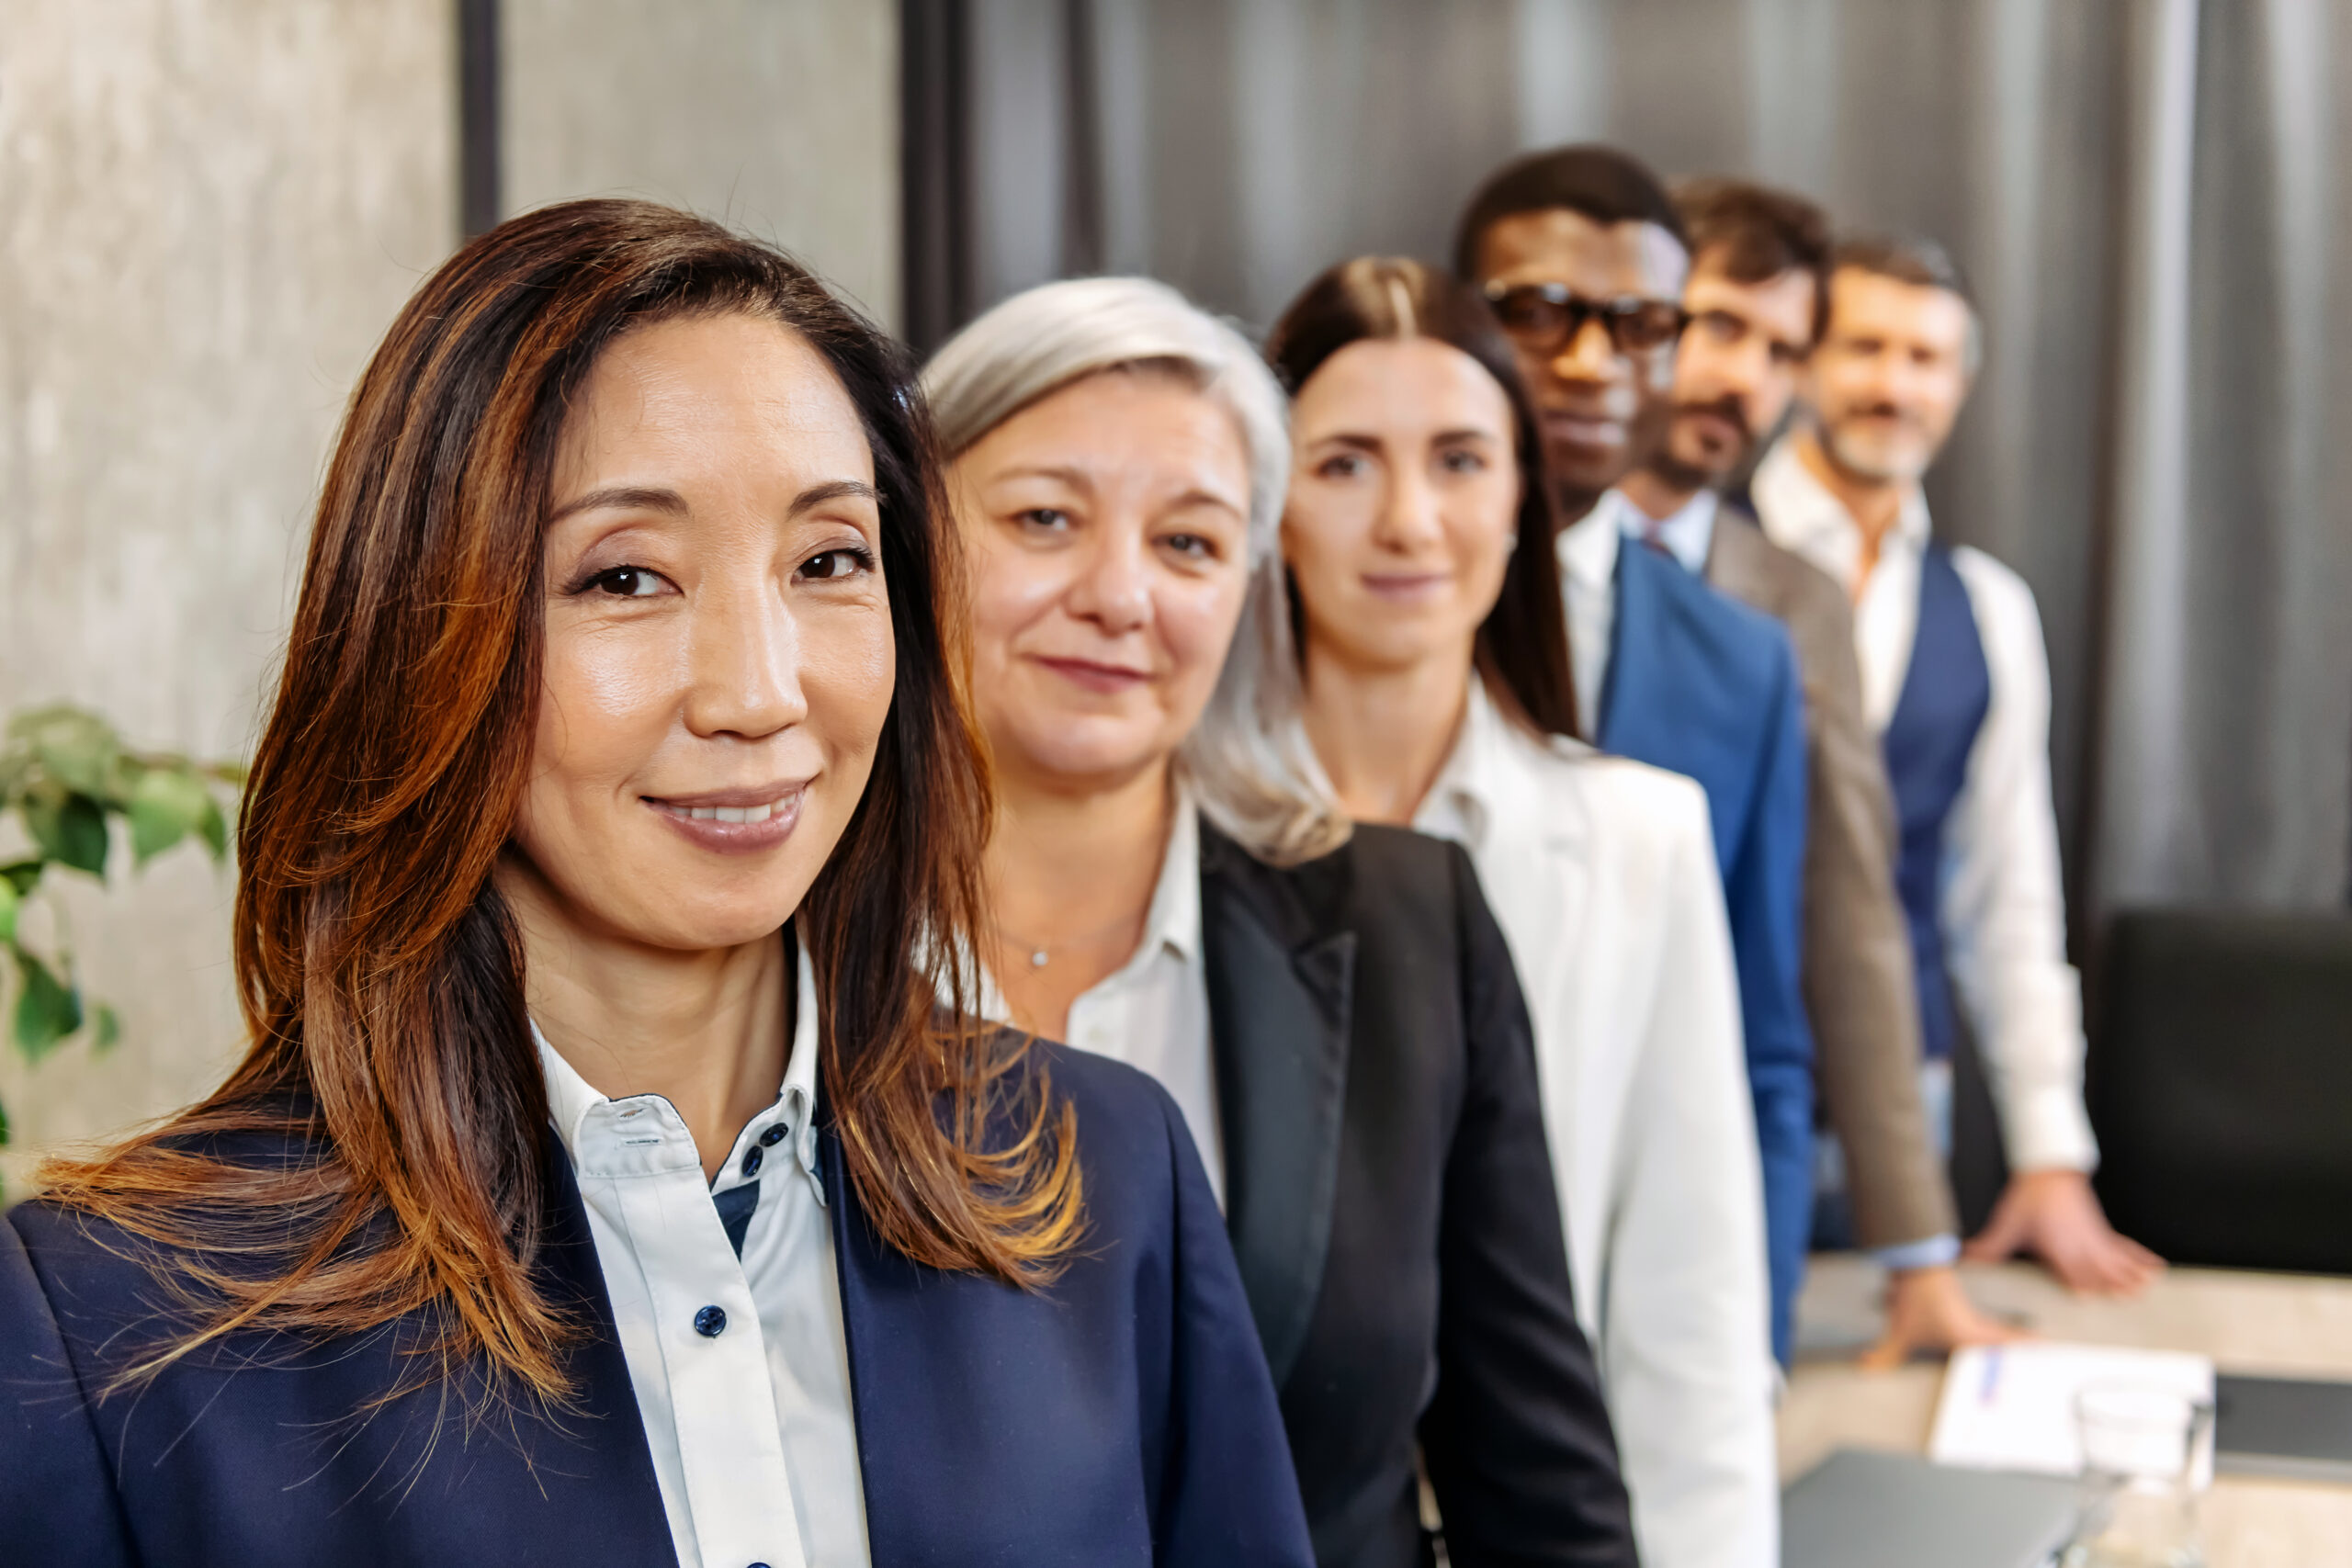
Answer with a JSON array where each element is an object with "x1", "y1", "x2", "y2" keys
[{"x1": 1196, "y1": 820, "x2": 1353, "y2": 1392}]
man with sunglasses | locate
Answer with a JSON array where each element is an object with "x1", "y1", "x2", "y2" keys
[{"x1": 1456, "y1": 145, "x2": 1817, "y2": 1372}]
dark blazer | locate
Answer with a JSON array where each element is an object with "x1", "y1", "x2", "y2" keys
[
  {"x1": 1706, "y1": 502, "x2": 1957, "y2": 1254},
  {"x1": 1199, "y1": 818, "x2": 1635, "y2": 1568},
  {"x1": 0, "y1": 1045, "x2": 1314, "y2": 1568},
  {"x1": 1595, "y1": 537, "x2": 1815, "y2": 1362}
]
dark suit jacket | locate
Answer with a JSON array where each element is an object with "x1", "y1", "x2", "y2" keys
[
  {"x1": 0, "y1": 1045, "x2": 1314, "y2": 1568},
  {"x1": 1594, "y1": 537, "x2": 1815, "y2": 1362},
  {"x1": 1706, "y1": 503, "x2": 1958, "y2": 1251},
  {"x1": 1198, "y1": 818, "x2": 1635, "y2": 1568}
]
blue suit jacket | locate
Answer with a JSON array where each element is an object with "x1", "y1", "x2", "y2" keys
[
  {"x1": 0, "y1": 1046, "x2": 1314, "y2": 1568},
  {"x1": 1598, "y1": 538, "x2": 1816, "y2": 1362}
]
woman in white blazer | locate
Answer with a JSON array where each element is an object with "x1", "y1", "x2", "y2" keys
[{"x1": 1266, "y1": 258, "x2": 1779, "y2": 1568}]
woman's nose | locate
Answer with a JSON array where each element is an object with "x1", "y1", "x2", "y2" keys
[
  {"x1": 684, "y1": 584, "x2": 808, "y2": 739},
  {"x1": 1065, "y1": 525, "x2": 1153, "y2": 634},
  {"x1": 1374, "y1": 469, "x2": 1444, "y2": 548}
]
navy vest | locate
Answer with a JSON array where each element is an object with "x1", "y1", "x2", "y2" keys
[{"x1": 1882, "y1": 545, "x2": 1989, "y2": 1060}]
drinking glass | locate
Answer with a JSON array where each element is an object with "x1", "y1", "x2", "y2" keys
[{"x1": 2060, "y1": 1382, "x2": 2212, "y2": 1568}]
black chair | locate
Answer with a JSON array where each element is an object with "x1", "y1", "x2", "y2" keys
[{"x1": 2088, "y1": 909, "x2": 2352, "y2": 1276}]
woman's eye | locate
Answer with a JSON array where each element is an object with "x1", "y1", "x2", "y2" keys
[
  {"x1": 800, "y1": 547, "x2": 876, "y2": 581},
  {"x1": 1161, "y1": 533, "x2": 1216, "y2": 561},
  {"x1": 1439, "y1": 447, "x2": 1489, "y2": 475},
  {"x1": 585, "y1": 565, "x2": 665, "y2": 598},
  {"x1": 1317, "y1": 453, "x2": 1367, "y2": 480},
  {"x1": 1015, "y1": 507, "x2": 1072, "y2": 533}
]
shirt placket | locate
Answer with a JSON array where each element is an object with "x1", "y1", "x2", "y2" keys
[{"x1": 585, "y1": 1098, "x2": 809, "y2": 1568}]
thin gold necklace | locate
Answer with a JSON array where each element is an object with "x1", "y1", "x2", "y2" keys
[{"x1": 996, "y1": 907, "x2": 1145, "y2": 971}]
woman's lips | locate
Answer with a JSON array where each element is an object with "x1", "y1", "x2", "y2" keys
[
  {"x1": 1362, "y1": 572, "x2": 1452, "y2": 603},
  {"x1": 642, "y1": 784, "x2": 806, "y2": 853},
  {"x1": 1034, "y1": 655, "x2": 1151, "y2": 694}
]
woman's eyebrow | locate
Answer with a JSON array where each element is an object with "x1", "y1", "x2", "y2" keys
[
  {"x1": 547, "y1": 485, "x2": 687, "y2": 525},
  {"x1": 789, "y1": 479, "x2": 881, "y2": 516},
  {"x1": 545, "y1": 479, "x2": 879, "y2": 525}
]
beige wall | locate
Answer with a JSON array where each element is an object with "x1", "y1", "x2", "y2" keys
[
  {"x1": 0, "y1": 2, "x2": 457, "y2": 1190},
  {"x1": 503, "y1": 0, "x2": 900, "y2": 329}
]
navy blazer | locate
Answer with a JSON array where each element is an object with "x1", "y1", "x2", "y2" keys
[
  {"x1": 1598, "y1": 537, "x2": 1816, "y2": 1361},
  {"x1": 0, "y1": 1045, "x2": 1315, "y2": 1568}
]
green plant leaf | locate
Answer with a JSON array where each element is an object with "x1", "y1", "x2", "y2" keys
[
  {"x1": 197, "y1": 795, "x2": 230, "y2": 861},
  {"x1": 93, "y1": 1003, "x2": 120, "y2": 1050},
  {"x1": 128, "y1": 766, "x2": 212, "y2": 864},
  {"x1": 11, "y1": 947, "x2": 83, "y2": 1061},
  {"x1": 0, "y1": 860, "x2": 39, "y2": 898},
  {"x1": 0, "y1": 878, "x2": 14, "y2": 945},
  {"x1": 23, "y1": 790, "x2": 110, "y2": 877},
  {"x1": 0, "y1": 1095, "x2": 11, "y2": 1147},
  {"x1": 13, "y1": 706, "x2": 121, "y2": 798}
]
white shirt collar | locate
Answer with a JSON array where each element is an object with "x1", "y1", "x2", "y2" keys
[
  {"x1": 1614, "y1": 486, "x2": 1719, "y2": 575},
  {"x1": 1751, "y1": 434, "x2": 1932, "y2": 591},
  {"x1": 1556, "y1": 494, "x2": 1624, "y2": 592},
  {"x1": 1416, "y1": 676, "x2": 1596, "y2": 851},
  {"x1": 535, "y1": 939, "x2": 825, "y2": 1201},
  {"x1": 1136, "y1": 793, "x2": 1202, "y2": 966}
]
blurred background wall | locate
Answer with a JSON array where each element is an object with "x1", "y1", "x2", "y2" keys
[{"x1": 3, "y1": 1, "x2": 2346, "y2": 1180}]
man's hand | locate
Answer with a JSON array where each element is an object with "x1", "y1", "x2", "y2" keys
[
  {"x1": 1858, "y1": 1264, "x2": 2024, "y2": 1371},
  {"x1": 1963, "y1": 1168, "x2": 2164, "y2": 1294}
]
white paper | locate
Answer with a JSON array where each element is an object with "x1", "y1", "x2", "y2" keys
[{"x1": 1929, "y1": 1342, "x2": 2216, "y2": 1483}]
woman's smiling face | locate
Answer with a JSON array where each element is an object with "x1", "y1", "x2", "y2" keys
[
  {"x1": 506, "y1": 310, "x2": 895, "y2": 952},
  {"x1": 950, "y1": 367, "x2": 1255, "y2": 793}
]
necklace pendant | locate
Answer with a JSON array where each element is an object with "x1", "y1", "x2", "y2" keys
[{"x1": 1028, "y1": 948, "x2": 1049, "y2": 969}]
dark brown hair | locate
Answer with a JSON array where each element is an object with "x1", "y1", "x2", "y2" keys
[
  {"x1": 41, "y1": 199, "x2": 1080, "y2": 1404},
  {"x1": 1676, "y1": 177, "x2": 1834, "y2": 342},
  {"x1": 1265, "y1": 256, "x2": 1577, "y2": 740},
  {"x1": 1453, "y1": 143, "x2": 1688, "y2": 281}
]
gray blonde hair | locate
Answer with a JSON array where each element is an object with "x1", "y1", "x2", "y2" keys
[{"x1": 923, "y1": 276, "x2": 1348, "y2": 866}]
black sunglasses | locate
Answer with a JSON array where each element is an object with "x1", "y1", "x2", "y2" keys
[{"x1": 1482, "y1": 282, "x2": 1690, "y2": 355}]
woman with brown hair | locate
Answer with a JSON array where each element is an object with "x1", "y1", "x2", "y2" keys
[
  {"x1": 1269, "y1": 257, "x2": 1773, "y2": 1568},
  {"x1": 0, "y1": 201, "x2": 1311, "y2": 1568}
]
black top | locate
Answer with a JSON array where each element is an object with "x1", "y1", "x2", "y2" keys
[{"x1": 1200, "y1": 818, "x2": 1637, "y2": 1568}]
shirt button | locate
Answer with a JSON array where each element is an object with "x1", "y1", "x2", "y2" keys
[
  {"x1": 741, "y1": 1145, "x2": 764, "y2": 1177},
  {"x1": 693, "y1": 1304, "x2": 727, "y2": 1337},
  {"x1": 760, "y1": 1123, "x2": 788, "y2": 1146}
]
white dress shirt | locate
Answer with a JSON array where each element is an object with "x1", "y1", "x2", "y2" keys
[
  {"x1": 1414, "y1": 681, "x2": 1778, "y2": 1568},
  {"x1": 977, "y1": 796, "x2": 1225, "y2": 1206},
  {"x1": 537, "y1": 944, "x2": 870, "y2": 1568},
  {"x1": 1556, "y1": 501, "x2": 1623, "y2": 741},
  {"x1": 1620, "y1": 485, "x2": 1722, "y2": 575},
  {"x1": 1751, "y1": 438, "x2": 2098, "y2": 1172}
]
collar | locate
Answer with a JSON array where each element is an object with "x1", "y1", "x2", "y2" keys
[
  {"x1": 1555, "y1": 495, "x2": 1624, "y2": 592},
  {"x1": 1144, "y1": 792, "x2": 1204, "y2": 964},
  {"x1": 1751, "y1": 434, "x2": 1932, "y2": 586},
  {"x1": 1415, "y1": 677, "x2": 1595, "y2": 853},
  {"x1": 1614, "y1": 486, "x2": 1719, "y2": 575},
  {"x1": 534, "y1": 939, "x2": 825, "y2": 1201}
]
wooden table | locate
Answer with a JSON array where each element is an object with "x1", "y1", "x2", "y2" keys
[{"x1": 1781, "y1": 1256, "x2": 2352, "y2": 1566}]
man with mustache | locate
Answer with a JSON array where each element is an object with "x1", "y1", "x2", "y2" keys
[
  {"x1": 1457, "y1": 146, "x2": 1817, "y2": 1365},
  {"x1": 1617, "y1": 182, "x2": 2018, "y2": 1364},
  {"x1": 1748, "y1": 236, "x2": 2163, "y2": 1299}
]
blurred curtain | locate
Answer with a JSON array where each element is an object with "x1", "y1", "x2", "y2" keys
[{"x1": 902, "y1": 0, "x2": 2352, "y2": 924}]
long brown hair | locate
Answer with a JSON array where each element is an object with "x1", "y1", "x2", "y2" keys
[
  {"x1": 40, "y1": 199, "x2": 1080, "y2": 1405},
  {"x1": 1265, "y1": 256, "x2": 1579, "y2": 739}
]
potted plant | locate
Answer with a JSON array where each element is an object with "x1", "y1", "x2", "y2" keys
[{"x1": 0, "y1": 705, "x2": 242, "y2": 1162}]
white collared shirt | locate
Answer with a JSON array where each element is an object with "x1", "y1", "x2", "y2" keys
[
  {"x1": 1750, "y1": 437, "x2": 2098, "y2": 1172},
  {"x1": 1620, "y1": 486, "x2": 1721, "y2": 576},
  {"x1": 1556, "y1": 500, "x2": 1625, "y2": 741},
  {"x1": 537, "y1": 944, "x2": 871, "y2": 1568},
  {"x1": 1412, "y1": 682, "x2": 1777, "y2": 1568},
  {"x1": 977, "y1": 798, "x2": 1224, "y2": 1206}
]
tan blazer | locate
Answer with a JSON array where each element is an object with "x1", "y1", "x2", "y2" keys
[{"x1": 1707, "y1": 506, "x2": 1959, "y2": 1249}]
